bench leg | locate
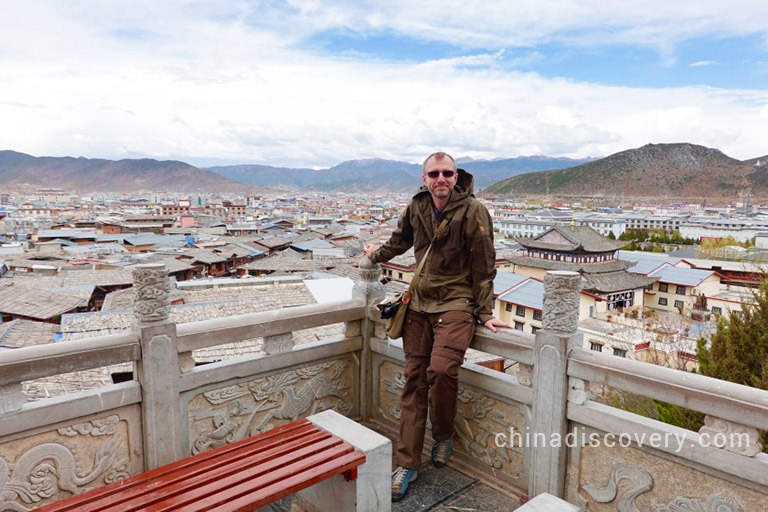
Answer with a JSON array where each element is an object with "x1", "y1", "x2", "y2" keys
[
  {"x1": 343, "y1": 467, "x2": 358, "y2": 482},
  {"x1": 296, "y1": 410, "x2": 392, "y2": 512}
]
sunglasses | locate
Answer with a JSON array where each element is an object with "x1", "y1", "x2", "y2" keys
[{"x1": 425, "y1": 170, "x2": 456, "y2": 179}]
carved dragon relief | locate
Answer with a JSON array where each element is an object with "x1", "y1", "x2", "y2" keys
[
  {"x1": 453, "y1": 385, "x2": 520, "y2": 470},
  {"x1": 583, "y1": 463, "x2": 745, "y2": 512},
  {"x1": 190, "y1": 360, "x2": 353, "y2": 455},
  {"x1": 381, "y1": 369, "x2": 406, "y2": 419},
  {"x1": 57, "y1": 415, "x2": 120, "y2": 437},
  {"x1": 0, "y1": 417, "x2": 129, "y2": 512},
  {"x1": 652, "y1": 492, "x2": 744, "y2": 512},
  {"x1": 380, "y1": 365, "x2": 523, "y2": 471},
  {"x1": 132, "y1": 264, "x2": 171, "y2": 323}
]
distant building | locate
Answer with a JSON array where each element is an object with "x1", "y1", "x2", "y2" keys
[
  {"x1": 508, "y1": 225, "x2": 656, "y2": 311},
  {"x1": 619, "y1": 213, "x2": 685, "y2": 234},
  {"x1": 492, "y1": 272, "x2": 606, "y2": 334}
]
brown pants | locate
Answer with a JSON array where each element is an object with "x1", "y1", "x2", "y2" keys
[{"x1": 395, "y1": 309, "x2": 475, "y2": 469}]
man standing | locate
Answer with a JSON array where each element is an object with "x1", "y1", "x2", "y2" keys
[{"x1": 363, "y1": 152, "x2": 511, "y2": 501}]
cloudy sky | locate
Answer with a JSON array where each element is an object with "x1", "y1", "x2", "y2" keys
[{"x1": 2, "y1": 1, "x2": 767, "y2": 168}]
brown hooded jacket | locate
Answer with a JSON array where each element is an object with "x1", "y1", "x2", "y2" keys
[{"x1": 370, "y1": 168, "x2": 497, "y2": 324}]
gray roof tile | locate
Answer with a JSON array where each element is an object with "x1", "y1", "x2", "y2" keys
[{"x1": 0, "y1": 283, "x2": 84, "y2": 319}]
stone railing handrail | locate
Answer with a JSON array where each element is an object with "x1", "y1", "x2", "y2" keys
[
  {"x1": 0, "y1": 331, "x2": 140, "y2": 387},
  {"x1": 471, "y1": 328, "x2": 536, "y2": 365},
  {"x1": 368, "y1": 308, "x2": 536, "y2": 363},
  {"x1": 568, "y1": 347, "x2": 768, "y2": 431},
  {"x1": 176, "y1": 298, "x2": 365, "y2": 352}
]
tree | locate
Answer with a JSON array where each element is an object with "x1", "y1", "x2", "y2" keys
[
  {"x1": 661, "y1": 279, "x2": 768, "y2": 452},
  {"x1": 698, "y1": 280, "x2": 768, "y2": 391}
]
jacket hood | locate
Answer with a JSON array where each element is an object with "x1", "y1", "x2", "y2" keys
[{"x1": 413, "y1": 168, "x2": 475, "y2": 210}]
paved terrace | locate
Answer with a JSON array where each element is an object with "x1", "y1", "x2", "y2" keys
[{"x1": 0, "y1": 262, "x2": 767, "y2": 511}]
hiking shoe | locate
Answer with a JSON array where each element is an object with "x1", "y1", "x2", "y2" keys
[
  {"x1": 431, "y1": 439, "x2": 453, "y2": 467},
  {"x1": 391, "y1": 465, "x2": 417, "y2": 501}
]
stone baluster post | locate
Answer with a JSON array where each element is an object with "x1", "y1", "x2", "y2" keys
[
  {"x1": 355, "y1": 256, "x2": 385, "y2": 420},
  {"x1": 529, "y1": 271, "x2": 583, "y2": 498},
  {"x1": 133, "y1": 263, "x2": 183, "y2": 469}
]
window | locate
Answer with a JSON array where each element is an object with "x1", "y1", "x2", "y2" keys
[
  {"x1": 676, "y1": 285, "x2": 686, "y2": 295},
  {"x1": 533, "y1": 310, "x2": 542, "y2": 321},
  {"x1": 674, "y1": 300, "x2": 684, "y2": 309},
  {"x1": 531, "y1": 326, "x2": 539, "y2": 334},
  {"x1": 514, "y1": 321, "x2": 524, "y2": 331},
  {"x1": 658, "y1": 297, "x2": 668, "y2": 306},
  {"x1": 613, "y1": 348, "x2": 627, "y2": 358},
  {"x1": 711, "y1": 306, "x2": 722, "y2": 315},
  {"x1": 658, "y1": 283, "x2": 668, "y2": 292},
  {"x1": 398, "y1": 272, "x2": 403, "y2": 280},
  {"x1": 505, "y1": 303, "x2": 512, "y2": 312},
  {"x1": 515, "y1": 305, "x2": 525, "y2": 317},
  {"x1": 590, "y1": 342, "x2": 603, "y2": 352}
]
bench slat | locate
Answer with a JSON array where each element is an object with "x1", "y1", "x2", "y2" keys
[
  {"x1": 213, "y1": 451, "x2": 366, "y2": 512},
  {"x1": 142, "y1": 438, "x2": 349, "y2": 512},
  {"x1": 35, "y1": 418, "x2": 367, "y2": 512},
  {"x1": 38, "y1": 420, "x2": 316, "y2": 511},
  {"x1": 85, "y1": 430, "x2": 335, "y2": 512},
  {"x1": 132, "y1": 436, "x2": 348, "y2": 511},
  {"x1": 170, "y1": 443, "x2": 363, "y2": 512}
]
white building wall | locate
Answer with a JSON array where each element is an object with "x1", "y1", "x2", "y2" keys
[
  {"x1": 679, "y1": 224, "x2": 768, "y2": 242},
  {"x1": 495, "y1": 219, "x2": 555, "y2": 238}
]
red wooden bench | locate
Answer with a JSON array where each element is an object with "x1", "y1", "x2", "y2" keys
[{"x1": 37, "y1": 418, "x2": 366, "y2": 512}]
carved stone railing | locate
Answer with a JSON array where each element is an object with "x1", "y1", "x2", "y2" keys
[
  {"x1": 0, "y1": 264, "x2": 369, "y2": 510},
  {"x1": 565, "y1": 346, "x2": 768, "y2": 511},
  {"x1": 0, "y1": 330, "x2": 142, "y2": 510},
  {"x1": 361, "y1": 261, "x2": 768, "y2": 511},
  {"x1": 2, "y1": 260, "x2": 768, "y2": 511}
]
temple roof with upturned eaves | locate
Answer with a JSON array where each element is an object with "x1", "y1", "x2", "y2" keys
[
  {"x1": 581, "y1": 271, "x2": 659, "y2": 294},
  {"x1": 515, "y1": 225, "x2": 627, "y2": 253},
  {"x1": 507, "y1": 255, "x2": 635, "y2": 273}
]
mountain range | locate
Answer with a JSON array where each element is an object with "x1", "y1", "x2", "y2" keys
[
  {"x1": 1, "y1": 145, "x2": 766, "y2": 199},
  {"x1": 204, "y1": 155, "x2": 595, "y2": 192},
  {"x1": 0, "y1": 151, "x2": 248, "y2": 193},
  {"x1": 0, "y1": 151, "x2": 592, "y2": 194},
  {"x1": 484, "y1": 143, "x2": 768, "y2": 200}
]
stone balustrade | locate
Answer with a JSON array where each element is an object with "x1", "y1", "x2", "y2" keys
[{"x1": 0, "y1": 262, "x2": 766, "y2": 511}]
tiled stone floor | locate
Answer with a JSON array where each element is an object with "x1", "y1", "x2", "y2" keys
[
  {"x1": 257, "y1": 463, "x2": 522, "y2": 512},
  {"x1": 389, "y1": 463, "x2": 522, "y2": 512}
]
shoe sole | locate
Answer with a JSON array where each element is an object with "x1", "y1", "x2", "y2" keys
[
  {"x1": 392, "y1": 471, "x2": 417, "y2": 501},
  {"x1": 432, "y1": 443, "x2": 452, "y2": 468}
]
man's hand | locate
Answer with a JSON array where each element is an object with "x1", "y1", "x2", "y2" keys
[
  {"x1": 483, "y1": 317, "x2": 513, "y2": 333},
  {"x1": 362, "y1": 243, "x2": 379, "y2": 258}
]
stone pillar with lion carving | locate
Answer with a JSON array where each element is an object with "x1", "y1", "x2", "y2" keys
[{"x1": 132, "y1": 263, "x2": 183, "y2": 469}]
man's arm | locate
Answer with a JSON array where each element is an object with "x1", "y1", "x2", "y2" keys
[
  {"x1": 468, "y1": 201, "x2": 512, "y2": 332},
  {"x1": 363, "y1": 203, "x2": 414, "y2": 264}
]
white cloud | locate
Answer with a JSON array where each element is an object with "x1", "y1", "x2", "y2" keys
[
  {"x1": 0, "y1": 1, "x2": 767, "y2": 168},
  {"x1": 418, "y1": 50, "x2": 506, "y2": 69},
  {"x1": 690, "y1": 61, "x2": 718, "y2": 67}
]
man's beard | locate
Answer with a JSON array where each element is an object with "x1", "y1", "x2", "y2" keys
[{"x1": 430, "y1": 185, "x2": 451, "y2": 198}]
